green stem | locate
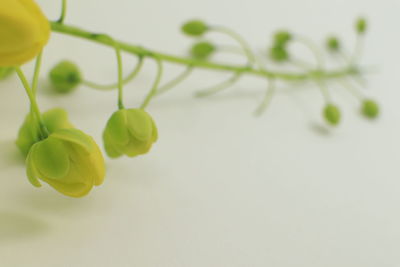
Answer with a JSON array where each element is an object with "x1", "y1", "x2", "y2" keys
[
  {"x1": 314, "y1": 78, "x2": 331, "y2": 103},
  {"x1": 156, "y1": 66, "x2": 193, "y2": 95},
  {"x1": 338, "y1": 79, "x2": 364, "y2": 99},
  {"x1": 351, "y1": 34, "x2": 364, "y2": 65},
  {"x1": 140, "y1": 58, "x2": 163, "y2": 109},
  {"x1": 32, "y1": 51, "x2": 43, "y2": 96},
  {"x1": 294, "y1": 36, "x2": 325, "y2": 69},
  {"x1": 16, "y1": 68, "x2": 48, "y2": 139},
  {"x1": 195, "y1": 72, "x2": 242, "y2": 97},
  {"x1": 82, "y1": 56, "x2": 144, "y2": 90},
  {"x1": 49, "y1": 22, "x2": 358, "y2": 81},
  {"x1": 58, "y1": 0, "x2": 67, "y2": 24},
  {"x1": 210, "y1": 26, "x2": 256, "y2": 66},
  {"x1": 114, "y1": 41, "x2": 125, "y2": 109},
  {"x1": 254, "y1": 79, "x2": 276, "y2": 116}
]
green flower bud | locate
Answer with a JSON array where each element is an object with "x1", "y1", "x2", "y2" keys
[
  {"x1": 103, "y1": 109, "x2": 158, "y2": 158},
  {"x1": 190, "y1": 41, "x2": 216, "y2": 59},
  {"x1": 181, "y1": 20, "x2": 208, "y2": 36},
  {"x1": 356, "y1": 18, "x2": 367, "y2": 34},
  {"x1": 26, "y1": 128, "x2": 105, "y2": 198},
  {"x1": 16, "y1": 108, "x2": 74, "y2": 157},
  {"x1": 361, "y1": 99, "x2": 379, "y2": 119},
  {"x1": 0, "y1": 67, "x2": 14, "y2": 80},
  {"x1": 269, "y1": 45, "x2": 289, "y2": 62},
  {"x1": 273, "y1": 31, "x2": 292, "y2": 47},
  {"x1": 49, "y1": 60, "x2": 82, "y2": 93},
  {"x1": 326, "y1": 36, "x2": 340, "y2": 52},
  {"x1": 323, "y1": 104, "x2": 341, "y2": 126}
]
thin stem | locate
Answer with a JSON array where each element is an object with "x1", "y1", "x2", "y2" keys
[
  {"x1": 195, "y1": 72, "x2": 242, "y2": 97},
  {"x1": 254, "y1": 79, "x2": 276, "y2": 116},
  {"x1": 50, "y1": 22, "x2": 358, "y2": 81},
  {"x1": 114, "y1": 41, "x2": 124, "y2": 109},
  {"x1": 58, "y1": 0, "x2": 67, "y2": 24},
  {"x1": 82, "y1": 56, "x2": 144, "y2": 90},
  {"x1": 314, "y1": 78, "x2": 331, "y2": 103},
  {"x1": 16, "y1": 68, "x2": 48, "y2": 139},
  {"x1": 210, "y1": 26, "x2": 256, "y2": 66},
  {"x1": 338, "y1": 79, "x2": 364, "y2": 99},
  {"x1": 32, "y1": 51, "x2": 43, "y2": 96},
  {"x1": 156, "y1": 66, "x2": 193, "y2": 95},
  {"x1": 351, "y1": 34, "x2": 364, "y2": 65},
  {"x1": 294, "y1": 35, "x2": 325, "y2": 69},
  {"x1": 140, "y1": 58, "x2": 163, "y2": 109}
]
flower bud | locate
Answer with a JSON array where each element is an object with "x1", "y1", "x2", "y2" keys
[
  {"x1": 103, "y1": 109, "x2": 158, "y2": 158},
  {"x1": 190, "y1": 41, "x2": 216, "y2": 59},
  {"x1": 323, "y1": 104, "x2": 341, "y2": 126},
  {"x1": 273, "y1": 31, "x2": 292, "y2": 47},
  {"x1": 326, "y1": 36, "x2": 340, "y2": 52},
  {"x1": 16, "y1": 108, "x2": 74, "y2": 157},
  {"x1": 49, "y1": 60, "x2": 82, "y2": 93},
  {"x1": 0, "y1": 67, "x2": 14, "y2": 80},
  {"x1": 26, "y1": 128, "x2": 105, "y2": 197},
  {"x1": 181, "y1": 20, "x2": 208, "y2": 36},
  {"x1": 361, "y1": 99, "x2": 379, "y2": 119},
  {"x1": 356, "y1": 18, "x2": 367, "y2": 34},
  {"x1": 269, "y1": 45, "x2": 289, "y2": 62},
  {"x1": 0, "y1": 0, "x2": 50, "y2": 66}
]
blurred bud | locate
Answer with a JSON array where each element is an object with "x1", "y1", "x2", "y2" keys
[
  {"x1": 361, "y1": 99, "x2": 379, "y2": 119},
  {"x1": 103, "y1": 109, "x2": 158, "y2": 158},
  {"x1": 0, "y1": 0, "x2": 50, "y2": 66},
  {"x1": 16, "y1": 108, "x2": 74, "y2": 157},
  {"x1": 181, "y1": 20, "x2": 208, "y2": 36},
  {"x1": 0, "y1": 67, "x2": 14, "y2": 80},
  {"x1": 49, "y1": 60, "x2": 82, "y2": 93},
  {"x1": 26, "y1": 128, "x2": 105, "y2": 198},
  {"x1": 190, "y1": 41, "x2": 216, "y2": 59},
  {"x1": 356, "y1": 17, "x2": 367, "y2": 34},
  {"x1": 326, "y1": 36, "x2": 340, "y2": 52},
  {"x1": 269, "y1": 45, "x2": 289, "y2": 62},
  {"x1": 273, "y1": 31, "x2": 292, "y2": 47},
  {"x1": 323, "y1": 104, "x2": 341, "y2": 126}
]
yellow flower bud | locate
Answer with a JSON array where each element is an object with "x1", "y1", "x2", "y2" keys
[
  {"x1": 0, "y1": 0, "x2": 50, "y2": 66},
  {"x1": 103, "y1": 109, "x2": 158, "y2": 158},
  {"x1": 26, "y1": 128, "x2": 105, "y2": 198}
]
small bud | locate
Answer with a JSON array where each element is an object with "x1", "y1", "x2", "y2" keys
[
  {"x1": 190, "y1": 41, "x2": 216, "y2": 59},
  {"x1": 49, "y1": 60, "x2": 82, "y2": 93},
  {"x1": 326, "y1": 36, "x2": 340, "y2": 52},
  {"x1": 103, "y1": 109, "x2": 158, "y2": 158},
  {"x1": 323, "y1": 104, "x2": 341, "y2": 126},
  {"x1": 0, "y1": 67, "x2": 14, "y2": 80},
  {"x1": 269, "y1": 45, "x2": 289, "y2": 62},
  {"x1": 26, "y1": 128, "x2": 105, "y2": 197},
  {"x1": 16, "y1": 108, "x2": 75, "y2": 157},
  {"x1": 356, "y1": 17, "x2": 367, "y2": 34},
  {"x1": 273, "y1": 31, "x2": 292, "y2": 47},
  {"x1": 181, "y1": 20, "x2": 208, "y2": 36},
  {"x1": 361, "y1": 99, "x2": 379, "y2": 119}
]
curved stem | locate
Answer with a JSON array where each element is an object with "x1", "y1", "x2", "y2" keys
[
  {"x1": 82, "y1": 56, "x2": 144, "y2": 90},
  {"x1": 50, "y1": 22, "x2": 358, "y2": 81},
  {"x1": 32, "y1": 51, "x2": 43, "y2": 96},
  {"x1": 294, "y1": 36, "x2": 325, "y2": 69},
  {"x1": 314, "y1": 78, "x2": 331, "y2": 103},
  {"x1": 254, "y1": 79, "x2": 276, "y2": 116},
  {"x1": 210, "y1": 26, "x2": 256, "y2": 66},
  {"x1": 195, "y1": 72, "x2": 242, "y2": 97},
  {"x1": 58, "y1": 0, "x2": 67, "y2": 24},
  {"x1": 16, "y1": 68, "x2": 48, "y2": 139},
  {"x1": 114, "y1": 40, "x2": 124, "y2": 109},
  {"x1": 156, "y1": 66, "x2": 193, "y2": 95},
  {"x1": 140, "y1": 58, "x2": 163, "y2": 109}
]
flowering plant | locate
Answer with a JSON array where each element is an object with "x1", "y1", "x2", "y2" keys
[{"x1": 0, "y1": 0, "x2": 378, "y2": 197}]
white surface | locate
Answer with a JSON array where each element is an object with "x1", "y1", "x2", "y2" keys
[{"x1": 1, "y1": 0, "x2": 400, "y2": 266}]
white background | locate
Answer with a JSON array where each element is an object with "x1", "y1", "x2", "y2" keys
[{"x1": 1, "y1": 0, "x2": 400, "y2": 266}]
